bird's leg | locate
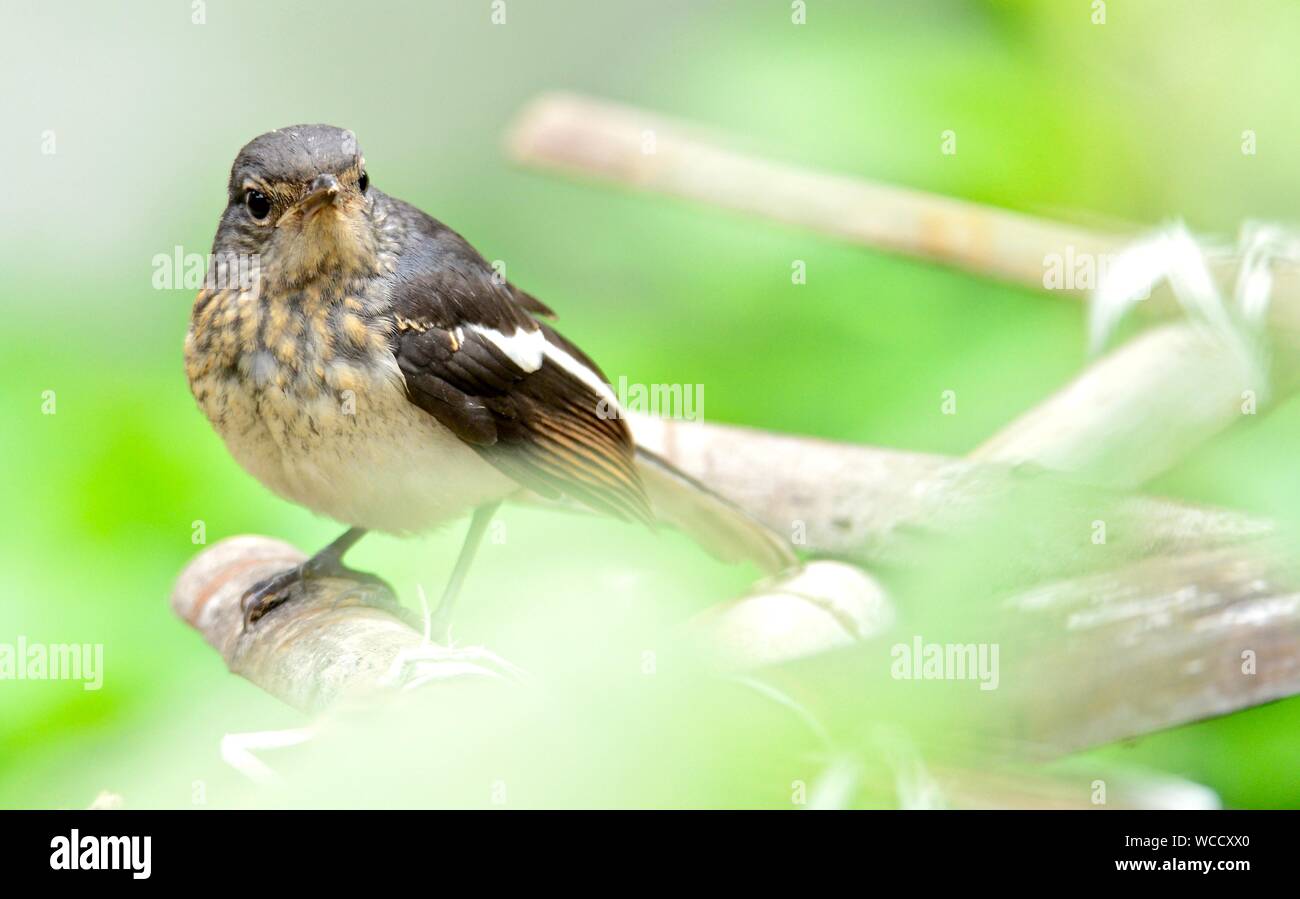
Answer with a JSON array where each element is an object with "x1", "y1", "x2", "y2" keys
[
  {"x1": 429, "y1": 502, "x2": 501, "y2": 643},
  {"x1": 241, "y1": 527, "x2": 389, "y2": 629}
]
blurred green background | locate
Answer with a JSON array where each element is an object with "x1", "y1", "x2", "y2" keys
[{"x1": 2, "y1": 0, "x2": 1299, "y2": 808}]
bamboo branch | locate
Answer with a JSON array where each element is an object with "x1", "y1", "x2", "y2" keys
[
  {"x1": 968, "y1": 323, "x2": 1265, "y2": 489},
  {"x1": 634, "y1": 422, "x2": 1300, "y2": 752},
  {"x1": 688, "y1": 561, "x2": 892, "y2": 669},
  {"x1": 998, "y1": 542, "x2": 1300, "y2": 754},
  {"x1": 507, "y1": 92, "x2": 1123, "y2": 290},
  {"x1": 626, "y1": 412, "x2": 1272, "y2": 581},
  {"x1": 170, "y1": 536, "x2": 517, "y2": 712},
  {"x1": 508, "y1": 92, "x2": 1300, "y2": 342},
  {"x1": 172, "y1": 538, "x2": 895, "y2": 708},
  {"x1": 170, "y1": 532, "x2": 1300, "y2": 761},
  {"x1": 170, "y1": 538, "x2": 1227, "y2": 808}
]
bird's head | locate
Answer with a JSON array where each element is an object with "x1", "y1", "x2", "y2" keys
[{"x1": 213, "y1": 124, "x2": 380, "y2": 287}]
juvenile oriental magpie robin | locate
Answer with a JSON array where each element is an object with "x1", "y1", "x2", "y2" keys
[{"x1": 185, "y1": 124, "x2": 793, "y2": 635}]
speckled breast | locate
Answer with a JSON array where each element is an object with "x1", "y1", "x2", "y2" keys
[{"x1": 183, "y1": 278, "x2": 515, "y2": 532}]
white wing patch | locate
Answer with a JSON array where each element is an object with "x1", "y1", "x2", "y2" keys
[
  {"x1": 466, "y1": 324, "x2": 546, "y2": 372},
  {"x1": 465, "y1": 323, "x2": 621, "y2": 409}
]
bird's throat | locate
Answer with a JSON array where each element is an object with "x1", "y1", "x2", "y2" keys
[{"x1": 269, "y1": 208, "x2": 379, "y2": 287}]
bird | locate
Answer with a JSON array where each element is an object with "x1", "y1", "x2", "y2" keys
[{"x1": 185, "y1": 124, "x2": 793, "y2": 636}]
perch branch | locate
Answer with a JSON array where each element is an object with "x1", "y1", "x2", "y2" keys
[
  {"x1": 171, "y1": 540, "x2": 1224, "y2": 808},
  {"x1": 170, "y1": 536, "x2": 516, "y2": 712},
  {"x1": 172, "y1": 539, "x2": 893, "y2": 708},
  {"x1": 172, "y1": 534, "x2": 1300, "y2": 763}
]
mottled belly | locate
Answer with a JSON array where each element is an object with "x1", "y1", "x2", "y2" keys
[{"x1": 189, "y1": 354, "x2": 516, "y2": 534}]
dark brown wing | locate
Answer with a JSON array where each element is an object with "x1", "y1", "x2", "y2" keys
[
  {"x1": 384, "y1": 199, "x2": 650, "y2": 523},
  {"x1": 511, "y1": 285, "x2": 556, "y2": 319}
]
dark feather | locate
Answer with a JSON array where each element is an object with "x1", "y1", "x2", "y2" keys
[{"x1": 385, "y1": 200, "x2": 649, "y2": 523}]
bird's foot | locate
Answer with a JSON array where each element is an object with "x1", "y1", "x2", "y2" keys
[{"x1": 240, "y1": 556, "x2": 397, "y2": 631}]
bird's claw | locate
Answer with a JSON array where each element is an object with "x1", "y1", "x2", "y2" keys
[
  {"x1": 240, "y1": 566, "x2": 306, "y2": 631},
  {"x1": 240, "y1": 560, "x2": 406, "y2": 632}
]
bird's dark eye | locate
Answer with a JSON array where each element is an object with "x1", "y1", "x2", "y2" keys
[
  {"x1": 358, "y1": 170, "x2": 369, "y2": 193},
  {"x1": 245, "y1": 190, "x2": 271, "y2": 221}
]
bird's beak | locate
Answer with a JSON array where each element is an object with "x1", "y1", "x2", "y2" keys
[{"x1": 278, "y1": 173, "x2": 341, "y2": 226}]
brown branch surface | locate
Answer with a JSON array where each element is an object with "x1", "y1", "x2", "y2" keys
[
  {"x1": 170, "y1": 532, "x2": 1300, "y2": 759},
  {"x1": 999, "y1": 544, "x2": 1300, "y2": 754},
  {"x1": 173, "y1": 539, "x2": 897, "y2": 706},
  {"x1": 171, "y1": 536, "x2": 509, "y2": 712},
  {"x1": 170, "y1": 543, "x2": 1228, "y2": 808},
  {"x1": 625, "y1": 412, "x2": 1271, "y2": 582}
]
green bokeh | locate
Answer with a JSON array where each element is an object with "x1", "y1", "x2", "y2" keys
[{"x1": 2, "y1": 0, "x2": 1298, "y2": 808}]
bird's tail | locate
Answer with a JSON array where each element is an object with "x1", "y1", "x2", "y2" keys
[{"x1": 634, "y1": 447, "x2": 797, "y2": 575}]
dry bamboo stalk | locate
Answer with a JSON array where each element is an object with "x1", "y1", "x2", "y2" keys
[
  {"x1": 969, "y1": 322, "x2": 1266, "y2": 488},
  {"x1": 170, "y1": 536, "x2": 515, "y2": 712},
  {"x1": 507, "y1": 92, "x2": 1300, "y2": 342},
  {"x1": 626, "y1": 412, "x2": 1271, "y2": 581},
  {"x1": 507, "y1": 92, "x2": 1123, "y2": 290},
  {"x1": 170, "y1": 531, "x2": 1300, "y2": 758},
  {"x1": 172, "y1": 538, "x2": 894, "y2": 707},
  {"x1": 171, "y1": 538, "x2": 1225, "y2": 808},
  {"x1": 998, "y1": 543, "x2": 1300, "y2": 754},
  {"x1": 688, "y1": 561, "x2": 893, "y2": 669}
]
